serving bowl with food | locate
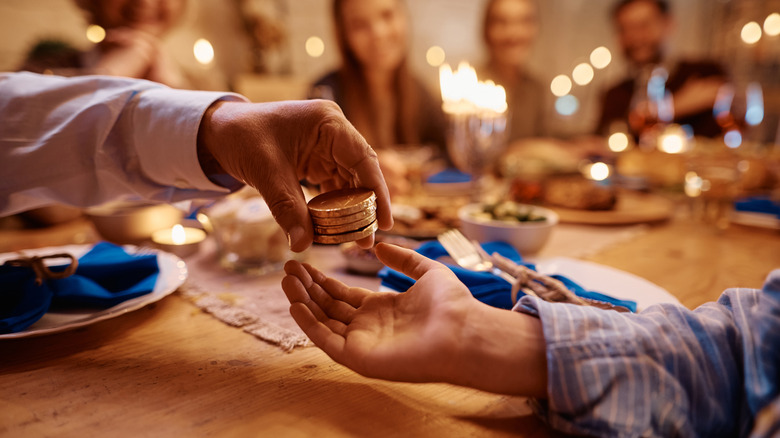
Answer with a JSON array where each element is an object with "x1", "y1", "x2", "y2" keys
[{"x1": 458, "y1": 201, "x2": 558, "y2": 255}]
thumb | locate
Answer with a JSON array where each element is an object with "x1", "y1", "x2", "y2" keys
[{"x1": 254, "y1": 158, "x2": 313, "y2": 253}]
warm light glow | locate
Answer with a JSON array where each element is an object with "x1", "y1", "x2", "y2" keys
[
  {"x1": 764, "y1": 13, "x2": 780, "y2": 36},
  {"x1": 608, "y1": 132, "x2": 629, "y2": 152},
  {"x1": 588, "y1": 162, "x2": 610, "y2": 181},
  {"x1": 555, "y1": 94, "x2": 579, "y2": 116},
  {"x1": 439, "y1": 62, "x2": 507, "y2": 114},
  {"x1": 572, "y1": 63, "x2": 595, "y2": 86},
  {"x1": 741, "y1": 21, "x2": 762, "y2": 44},
  {"x1": 659, "y1": 133, "x2": 685, "y2": 154},
  {"x1": 590, "y1": 46, "x2": 612, "y2": 69},
  {"x1": 305, "y1": 36, "x2": 325, "y2": 58},
  {"x1": 684, "y1": 171, "x2": 703, "y2": 197},
  {"x1": 426, "y1": 46, "x2": 446, "y2": 67},
  {"x1": 193, "y1": 39, "x2": 214, "y2": 65},
  {"x1": 550, "y1": 75, "x2": 572, "y2": 97},
  {"x1": 171, "y1": 224, "x2": 186, "y2": 245},
  {"x1": 86, "y1": 25, "x2": 106, "y2": 43}
]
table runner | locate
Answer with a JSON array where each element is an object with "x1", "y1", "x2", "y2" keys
[{"x1": 180, "y1": 223, "x2": 648, "y2": 351}]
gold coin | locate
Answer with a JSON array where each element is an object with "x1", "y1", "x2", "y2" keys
[
  {"x1": 313, "y1": 220, "x2": 378, "y2": 244},
  {"x1": 308, "y1": 188, "x2": 376, "y2": 218},
  {"x1": 311, "y1": 205, "x2": 377, "y2": 226},
  {"x1": 313, "y1": 212, "x2": 377, "y2": 235}
]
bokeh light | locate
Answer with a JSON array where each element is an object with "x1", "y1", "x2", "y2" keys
[
  {"x1": 590, "y1": 46, "x2": 612, "y2": 69},
  {"x1": 764, "y1": 13, "x2": 780, "y2": 36},
  {"x1": 555, "y1": 94, "x2": 579, "y2": 116},
  {"x1": 426, "y1": 46, "x2": 446, "y2": 67},
  {"x1": 588, "y1": 162, "x2": 610, "y2": 181},
  {"x1": 86, "y1": 24, "x2": 106, "y2": 43},
  {"x1": 741, "y1": 21, "x2": 762, "y2": 44},
  {"x1": 608, "y1": 132, "x2": 629, "y2": 152},
  {"x1": 550, "y1": 75, "x2": 572, "y2": 97},
  {"x1": 305, "y1": 36, "x2": 325, "y2": 58},
  {"x1": 572, "y1": 63, "x2": 594, "y2": 86},
  {"x1": 193, "y1": 38, "x2": 214, "y2": 65},
  {"x1": 724, "y1": 130, "x2": 742, "y2": 148}
]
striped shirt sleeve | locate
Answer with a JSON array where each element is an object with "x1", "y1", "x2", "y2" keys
[{"x1": 515, "y1": 269, "x2": 780, "y2": 437}]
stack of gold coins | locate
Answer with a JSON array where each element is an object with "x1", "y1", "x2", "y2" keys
[{"x1": 308, "y1": 188, "x2": 378, "y2": 244}]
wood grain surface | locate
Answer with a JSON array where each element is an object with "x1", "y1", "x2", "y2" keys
[{"x1": 1, "y1": 211, "x2": 778, "y2": 437}]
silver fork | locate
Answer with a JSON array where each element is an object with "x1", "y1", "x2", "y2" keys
[{"x1": 437, "y1": 229, "x2": 538, "y2": 298}]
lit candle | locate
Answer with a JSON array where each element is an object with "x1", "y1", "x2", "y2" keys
[
  {"x1": 151, "y1": 224, "x2": 206, "y2": 257},
  {"x1": 439, "y1": 61, "x2": 507, "y2": 116}
]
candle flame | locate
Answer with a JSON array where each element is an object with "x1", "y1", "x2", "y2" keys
[
  {"x1": 172, "y1": 224, "x2": 186, "y2": 245},
  {"x1": 439, "y1": 62, "x2": 507, "y2": 114},
  {"x1": 589, "y1": 162, "x2": 610, "y2": 181}
]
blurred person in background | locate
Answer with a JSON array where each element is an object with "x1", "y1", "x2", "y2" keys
[
  {"x1": 310, "y1": 0, "x2": 447, "y2": 197},
  {"x1": 596, "y1": 0, "x2": 726, "y2": 139},
  {"x1": 20, "y1": 0, "x2": 226, "y2": 91},
  {"x1": 479, "y1": 0, "x2": 549, "y2": 142}
]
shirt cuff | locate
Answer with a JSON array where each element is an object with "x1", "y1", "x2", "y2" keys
[{"x1": 130, "y1": 88, "x2": 247, "y2": 193}]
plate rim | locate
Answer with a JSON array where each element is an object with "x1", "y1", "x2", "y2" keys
[{"x1": 0, "y1": 244, "x2": 187, "y2": 339}]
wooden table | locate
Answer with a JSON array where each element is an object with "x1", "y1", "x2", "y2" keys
[{"x1": 1, "y1": 214, "x2": 778, "y2": 437}]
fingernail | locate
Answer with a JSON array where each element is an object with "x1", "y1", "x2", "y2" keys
[{"x1": 287, "y1": 225, "x2": 306, "y2": 250}]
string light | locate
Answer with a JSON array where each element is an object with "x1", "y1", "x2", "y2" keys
[
  {"x1": 550, "y1": 75, "x2": 572, "y2": 97},
  {"x1": 426, "y1": 46, "x2": 446, "y2": 67},
  {"x1": 193, "y1": 39, "x2": 214, "y2": 65},
  {"x1": 590, "y1": 46, "x2": 612, "y2": 69},
  {"x1": 305, "y1": 36, "x2": 325, "y2": 58},
  {"x1": 86, "y1": 25, "x2": 106, "y2": 43},
  {"x1": 741, "y1": 21, "x2": 762, "y2": 44},
  {"x1": 572, "y1": 63, "x2": 594, "y2": 86},
  {"x1": 764, "y1": 13, "x2": 780, "y2": 37}
]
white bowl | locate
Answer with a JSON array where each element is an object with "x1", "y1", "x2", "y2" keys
[{"x1": 458, "y1": 203, "x2": 558, "y2": 255}]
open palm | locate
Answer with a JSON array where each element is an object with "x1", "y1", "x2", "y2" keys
[{"x1": 281, "y1": 243, "x2": 478, "y2": 383}]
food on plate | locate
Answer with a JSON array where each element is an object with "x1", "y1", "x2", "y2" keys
[
  {"x1": 469, "y1": 201, "x2": 547, "y2": 223},
  {"x1": 510, "y1": 176, "x2": 617, "y2": 211}
]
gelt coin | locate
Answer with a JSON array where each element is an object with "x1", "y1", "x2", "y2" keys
[
  {"x1": 313, "y1": 220, "x2": 378, "y2": 244},
  {"x1": 308, "y1": 188, "x2": 376, "y2": 218}
]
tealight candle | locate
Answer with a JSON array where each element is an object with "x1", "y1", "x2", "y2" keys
[{"x1": 151, "y1": 224, "x2": 206, "y2": 257}]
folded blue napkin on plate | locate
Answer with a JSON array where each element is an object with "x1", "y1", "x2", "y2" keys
[
  {"x1": 378, "y1": 240, "x2": 637, "y2": 312},
  {"x1": 0, "y1": 242, "x2": 159, "y2": 334},
  {"x1": 735, "y1": 196, "x2": 780, "y2": 218},
  {"x1": 426, "y1": 168, "x2": 472, "y2": 184}
]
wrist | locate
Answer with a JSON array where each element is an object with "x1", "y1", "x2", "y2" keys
[
  {"x1": 197, "y1": 100, "x2": 244, "y2": 190},
  {"x1": 449, "y1": 302, "x2": 548, "y2": 398}
]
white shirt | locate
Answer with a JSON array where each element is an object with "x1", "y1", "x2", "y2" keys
[{"x1": 0, "y1": 72, "x2": 246, "y2": 216}]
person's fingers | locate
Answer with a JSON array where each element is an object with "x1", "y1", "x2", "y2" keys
[
  {"x1": 254, "y1": 155, "x2": 314, "y2": 253},
  {"x1": 374, "y1": 242, "x2": 444, "y2": 281},
  {"x1": 291, "y1": 263, "x2": 357, "y2": 324},
  {"x1": 318, "y1": 111, "x2": 393, "y2": 231},
  {"x1": 289, "y1": 302, "x2": 346, "y2": 358},
  {"x1": 281, "y1": 273, "x2": 348, "y2": 336},
  {"x1": 302, "y1": 263, "x2": 366, "y2": 308}
]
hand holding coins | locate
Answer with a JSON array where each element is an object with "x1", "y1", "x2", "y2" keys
[{"x1": 308, "y1": 188, "x2": 378, "y2": 244}]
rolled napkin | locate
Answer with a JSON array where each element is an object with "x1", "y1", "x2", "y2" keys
[
  {"x1": 0, "y1": 242, "x2": 159, "y2": 333},
  {"x1": 379, "y1": 240, "x2": 637, "y2": 312},
  {"x1": 735, "y1": 196, "x2": 780, "y2": 218}
]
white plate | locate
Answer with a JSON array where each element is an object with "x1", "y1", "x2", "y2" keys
[
  {"x1": 0, "y1": 244, "x2": 187, "y2": 339},
  {"x1": 381, "y1": 257, "x2": 679, "y2": 312},
  {"x1": 531, "y1": 257, "x2": 679, "y2": 311},
  {"x1": 731, "y1": 211, "x2": 780, "y2": 230}
]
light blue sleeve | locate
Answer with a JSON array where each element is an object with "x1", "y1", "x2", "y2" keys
[
  {"x1": 516, "y1": 269, "x2": 780, "y2": 437},
  {"x1": 0, "y1": 72, "x2": 245, "y2": 216}
]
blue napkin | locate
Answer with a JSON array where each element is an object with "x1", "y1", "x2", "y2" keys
[
  {"x1": 379, "y1": 241, "x2": 637, "y2": 312},
  {"x1": 0, "y1": 242, "x2": 159, "y2": 333},
  {"x1": 426, "y1": 168, "x2": 472, "y2": 184},
  {"x1": 735, "y1": 196, "x2": 780, "y2": 218}
]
